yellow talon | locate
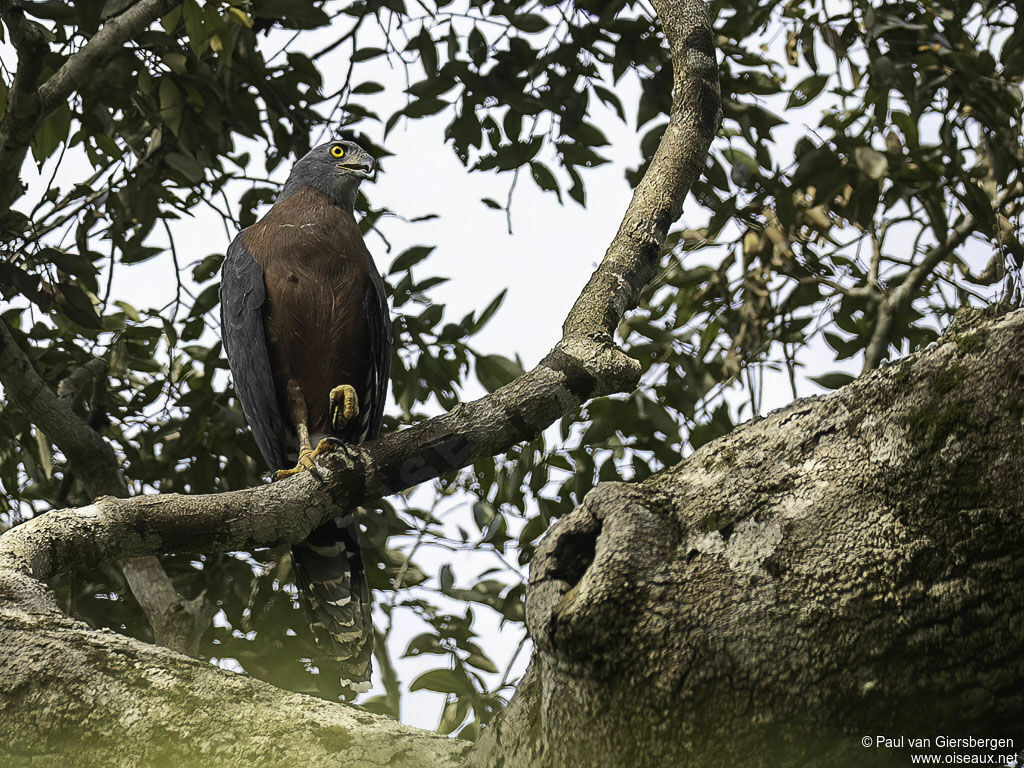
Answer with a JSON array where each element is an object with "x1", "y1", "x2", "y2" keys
[
  {"x1": 330, "y1": 384, "x2": 359, "y2": 431},
  {"x1": 310, "y1": 437, "x2": 339, "y2": 459},
  {"x1": 274, "y1": 439, "x2": 341, "y2": 479},
  {"x1": 274, "y1": 446, "x2": 318, "y2": 479}
]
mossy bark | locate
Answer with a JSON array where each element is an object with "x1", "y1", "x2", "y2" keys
[
  {"x1": 472, "y1": 306, "x2": 1024, "y2": 768},
  {"x1": 2, "y1": 309, "x2": 1022, "y2": 767}
]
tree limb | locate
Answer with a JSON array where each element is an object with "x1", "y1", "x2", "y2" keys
[
  {"x1": 0, "y1": 0, "x2": 178, "y2": 212},
  {"x1": 36, "y1": 0, "x2": 179, "y2": 114},
  {"x1": 56, "y1": 357, "x2": 108, "y2": 411},
  {"x1": 0, "y1": 0, "x2": 721, "y2": 600},
  {"x1": 2, "y1": 307, "x2": 1019, "y2": 768},
  {"x1": 471, "y1": 306, "x2": 1024, "y2": 768},
  {"x1": 861, "y1": 181, "x2": 1024, "y2": 372},
  {"x1": 0, "y1": 323, "x2": 127, "y2": 498},
  {"x1": 0, "y1": 0, "x2": 49, "y2": 208},
  {"x1": 0, "y1": 323, "x2": 210, "y2": 654},
  {"x1": 563, "y1": 0, "x2": 720, "y2": 339},
  {"x1": 0, "y1": 569, "x2": 468, "y2": 767}
]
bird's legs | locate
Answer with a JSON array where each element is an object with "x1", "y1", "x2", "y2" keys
[
  {"x1": 330, "y1": 384, "x2": 359, "y2": 431},
  {"x1": 275, "y1": 379, "x2": 318, "y2": 479},
  {"x1": 275, "y1": 381, "x2": 359, "y2": 479}
]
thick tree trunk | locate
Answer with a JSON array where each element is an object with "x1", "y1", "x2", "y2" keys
[
  {"x1": 2, "y1": 308, "x2": 1022, "y2": 767},
  {"x1": 472, "y1": 306, "x2": 1024, "y2": 768},
  {"x1": 0, "y1": 572, "x2": 469, "y2": 767}
]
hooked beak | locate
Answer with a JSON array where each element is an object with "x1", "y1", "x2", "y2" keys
[{"x1": 337, "y1": 156, "x2": 375, "y2": 180}]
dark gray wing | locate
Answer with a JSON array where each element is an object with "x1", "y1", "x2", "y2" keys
[
  {"x1": 220, "y1": 235, "x2": 288, "y2": 470},
  {"x1": 357, "y1": 256, "x2": 392, "y2": 443}
]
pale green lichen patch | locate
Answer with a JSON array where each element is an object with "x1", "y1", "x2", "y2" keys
[
  {"x1": 952, "y1": 326, "x2": 988, "y2": 355},
  {"x1": 903, "y1": 361, "x2": 973, "y2": 459},
  {"x1": 724, "y1": 520, "x2": 783, "y2": 579},
  {"x1": 313, "y1": 724, "x2": 352, "y2": 752}
]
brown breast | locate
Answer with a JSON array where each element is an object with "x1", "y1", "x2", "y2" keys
[{"x1": 242, "y1": 187, "x2": 371, "y2": 435}]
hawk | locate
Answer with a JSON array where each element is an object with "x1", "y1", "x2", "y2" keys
[{"x1": 219, "y1": 139, "x2": 391, "y2": 692}]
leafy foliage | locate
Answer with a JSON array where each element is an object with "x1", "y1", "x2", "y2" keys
[{"x1": 0, "y1": 0, "x2": 1020, "y2": 738}]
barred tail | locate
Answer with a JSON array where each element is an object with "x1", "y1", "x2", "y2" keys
[{"x1": 291, "y1": 514, "x2": 372, "y2": 694}]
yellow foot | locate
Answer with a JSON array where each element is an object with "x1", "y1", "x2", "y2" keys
[
  {"x1": 330, "y1": 384, "x2": 360, "y2": 431},
  {"x1": 274, "y1": 446, "x2": 317, "y2": 479},
  {"x1": 273, "y1": 439, "x2": 341, "y2": 480},
  {"x1": 310, "y1": 436, "x2": 340, "y2": 459}
]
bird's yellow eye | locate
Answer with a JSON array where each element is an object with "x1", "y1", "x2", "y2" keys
[{"x1": 330, "y1": 145, "x2": 345, "y2": 158}]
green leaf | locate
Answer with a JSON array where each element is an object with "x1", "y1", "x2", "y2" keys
[
  {"x1": 161, "y1": 5, "x2": 182, "y2": 32},
  {"x1": 189, "y1": 284, "x2": 220, "y2": 318},
  {"x1": 476, "y1": 354, "x2": 523, "y2": 392},
  {"x1": 512, "y1": 14, "x2": 547, "y2": 33},
  {"x1": 56, "y1": 283, "x2": 102, "y2": 329},
  {"x1": 465, "y1": 652, "x2": 498, "y2": 673},
  {"x1": 472, "y1": 289, "x2": 506, "y2": 332},
  {"x1": 182, "y1": 0, "x2": 206, "y2": 50},
  {"x1": 403, "y1": 633, "x2": 445, "y2": 657},
  {"x1": 352, "y1": 81, "x2": 384, "y2": 95},
  {"x1": 114, "y1": 300, "x2": 141, "y2": 323},
  {"x1": 94, "y1": 133, "x2": 122, "y2": 158},
  {"x1": 159, "y1": 79, "x2": 184, "y2": 135},
  {"x1": 38, "y1": 247, "x2": 95, "y2": 282},
  {"x1": 410, "y1": 668, "x2": 470, "y2": 694},
  {"x1": 468, "y1": 27, "x2": 487, "y2": 66},
  {"x1": 191, "y1": 253, "x2": 224, "y2": 283},
  {"x1": 787, "y1": 74, "x2": 829, "y2": 108},
  {"x1": 252, "y1": 0, "x2": 329, "y2": 29},
  {"x1": 809, "y1": 372, "x2": 855, "y2": 390},
  {"x1": 529, "y1": 162, "x2": 561, "y2": 200},
  {"x1": 439, "y1": 563, "x2": 454, "y2": 592},
  {"x1": 403, "y1": 97, "x2": 449, "y2": 118},
  {"x1": 31, "y1": 103, "x2": 72, "y2": 162},
  {"x1": 165, "y1": 151, "x2": 204, "y2": 183},
  {"x1": 593, "y1": 84, "x2": 625, "y2": 120},
  {"x1": 412, "y1": 27, "x2": 438, "y2": 75},
  {"x1": 352, "y1": 47, "x2": 387, "y2": 62},
  {"x1": 437, "y1": 697, "x2": 469, "y2": 735},
  {"x1": 389, "y1": 246, "x2": 435, "y2": 274}
]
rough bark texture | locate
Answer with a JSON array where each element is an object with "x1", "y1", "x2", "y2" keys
[
  {"x1": 471, "y1": 306, "x2": 1024, "y2": 768},
  {"x1": 0, "y1": 571, "x2": 468, "y2": 768},
  {"x1": 2, "y1": 307, "x2": 1021, "y2": 767},
  {"x1": 0, "y1": 322, "x2": 210, "y2": 654},
  {"x1": 0, "y1": 0, "x2": 720, "y2": 758}
]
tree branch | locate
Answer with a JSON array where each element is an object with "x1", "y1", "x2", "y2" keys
[
  {"x1": 861, "y1": 181, "x2": 1024, "y2": 372},
  {"x1": 0, "y1": 569, "x2": 468, "y2": 767},
  {"x1": 0, "y1": 322, "x2": 209, "y2": 654},
  {"x1": 470, "y1": 306, "x2": 1024, "y2": 768},
  {"x1": 0, "y1": 0, "x2": 49, "y2": 208},
  {"x1": 0, "y1": 0, "x2": 721, "y2": 597},
  {"x1": 3, "y1": 309, "x2": 1019, "y2": 768},
  {"x1": 562, "y1": 0, "x2": 721, "y2": 339},
  {"x1": 56, "y1": 357, "x2": 109, "y2": 413},
  {"x1": 0, "y1": 323, "x2": 127, "y2": 498},
  {"x1": 0, "y1": 0, "x2": 178, "y2": 212},
  {"x1": 36, "y1": 0, "x2": 179, "y2": 114}
]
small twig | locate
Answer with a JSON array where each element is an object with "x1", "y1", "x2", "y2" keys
[
  {"x1": 161, "y1": 216, "x2": 184, "y2": 327},
  {"x1": 862, "y1": 181, "x2": 1024, "y2": 372}
]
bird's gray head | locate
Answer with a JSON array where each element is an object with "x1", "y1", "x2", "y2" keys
[{"x1": 279, "y1": 139, "x2": 375, "y2": 209}]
